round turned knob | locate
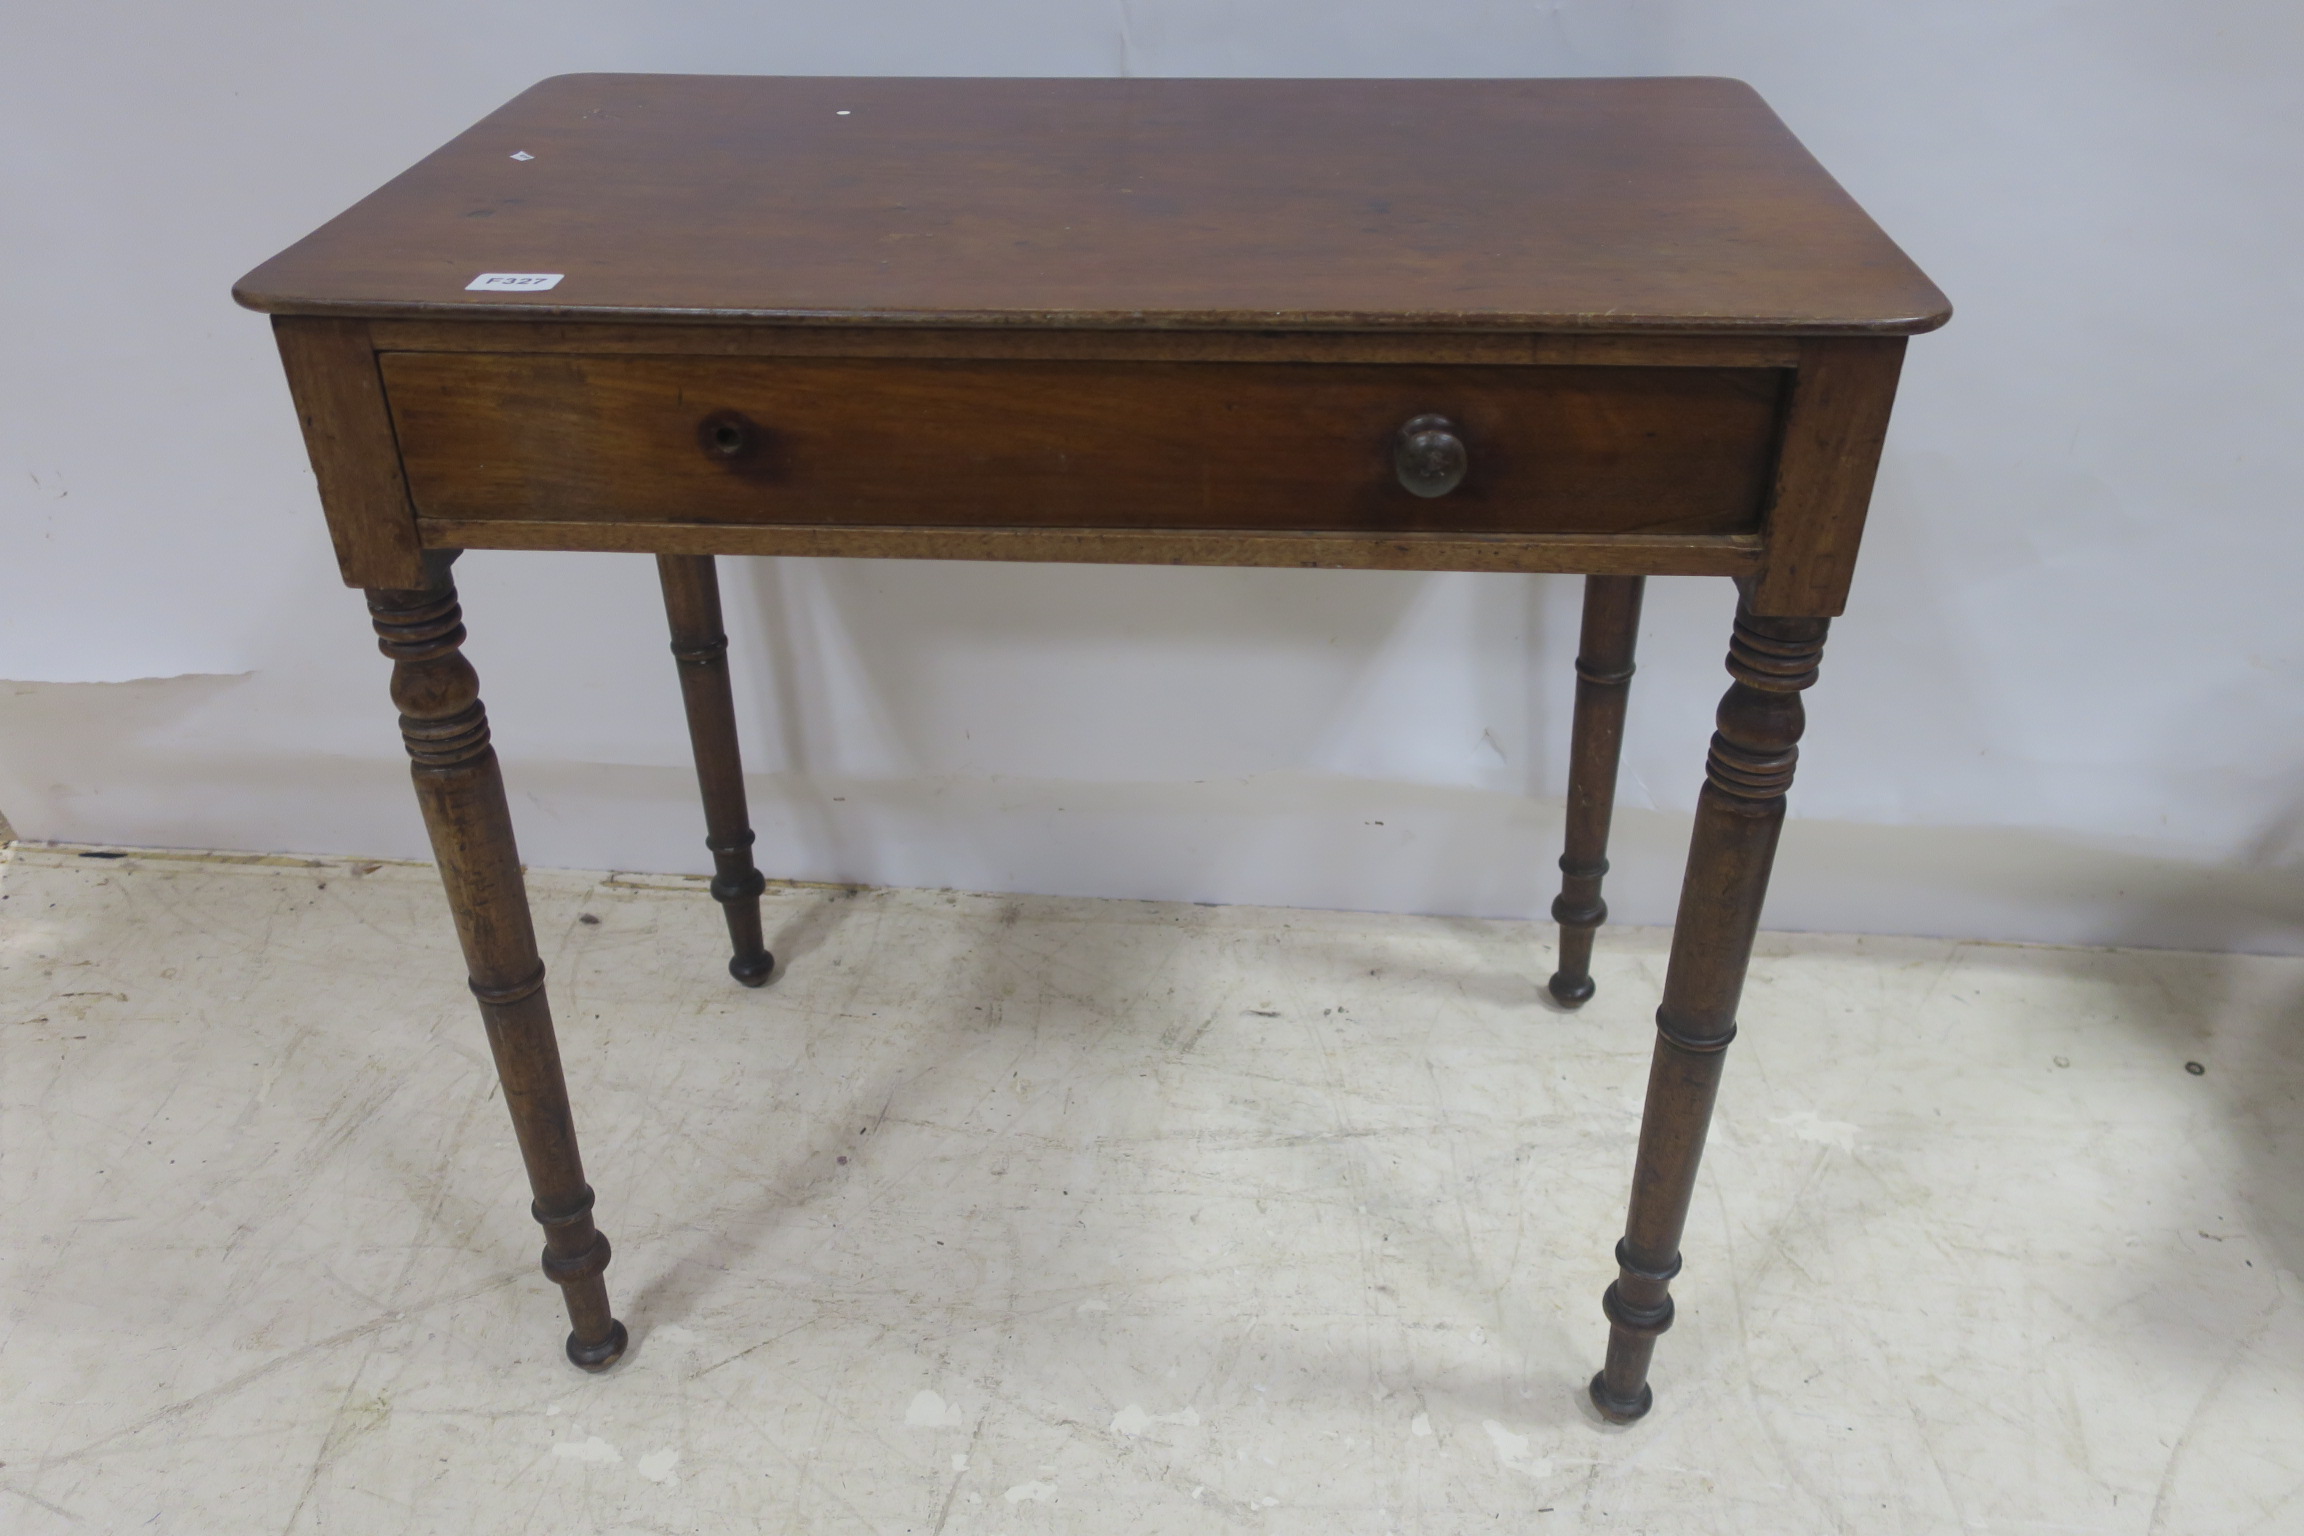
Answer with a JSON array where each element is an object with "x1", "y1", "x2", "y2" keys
[
  {"x1": 1394, "y1": 414, "x2": 1467, "y2": 498},
  {"x1": 699, "y1": 409, "x2": 754, "y2": 458}
]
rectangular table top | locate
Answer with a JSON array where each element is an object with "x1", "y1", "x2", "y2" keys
[{"x1": 235, "y1": 74, "x2": 1947, "y2": 336}]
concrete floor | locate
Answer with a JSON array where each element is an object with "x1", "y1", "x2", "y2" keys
[{"x1": 3, "y1": 844, "x2": 2302, "y2": 1534}]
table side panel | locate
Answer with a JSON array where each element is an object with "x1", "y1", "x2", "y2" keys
[
  {"x1": 380, "y1": 353, "x2": 1786, "y2": 539},
  {"x1": 272, "y1": 317, "x2": 429, "y2": 589},
  {"x1": 1747, "y1": 336, "x2": 1907, "y2": 616}
]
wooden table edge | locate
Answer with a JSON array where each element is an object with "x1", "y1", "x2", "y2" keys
[
  {"x1": 353, "y1": 321, "x2": 1803, "y2": 369},
  {"x1": 233, "y1": 289, "x2": 1951, "y2": 339},
  {"x1": 416, "y1": 518, "x2": 1764, "y2": 576}
]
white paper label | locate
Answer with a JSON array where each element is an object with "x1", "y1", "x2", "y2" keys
[{"x1": 466, "y1": 272, "x2": 563, "y2": 292}]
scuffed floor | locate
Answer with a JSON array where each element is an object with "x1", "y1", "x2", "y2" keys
[{"x1": 3, "y1": 842, "x2": 2302, "y2": 1534}]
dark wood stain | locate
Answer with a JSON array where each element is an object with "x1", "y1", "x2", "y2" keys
[
  {"x1": 366, "y1": 322, "x2": 1808, "y2": 368},
  {"x1": 1591, "y1": 596, "x2": 1829, "y2": 1422},
  {"x1": 272, "y1": 318, "x2": 427, "y2": 588},
  {"x1": 381, "y1": 353, "x2": 1785, "y2": 537},
  {"x1": 657, "y1": 554, "x2": 772, "y2": 987},
  {"x1": 241, "y1": 73, "x2": 1947, "y2": 1410},
  {"x1": 366, "y1": 553, "x2": 627, "y2": 1372},
  {"x1": 1547, "y1": 575, "x2": 1645, "y2": 1007},
  {"x1": 234, "y1": 75, "x2": 1948, "y2": 335},
  {"x1": 412, "y1": 518, "x2": 1765, "y2": 577}
]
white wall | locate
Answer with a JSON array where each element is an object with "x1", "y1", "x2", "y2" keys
[{"x1": 6, "y1": 3, "x2": 2304, "y2": 953}]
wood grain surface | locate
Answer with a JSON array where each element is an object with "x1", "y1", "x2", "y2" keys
[
  {"x1": 381, "y1": 353, "x2": 1784, "y2": 536},
  {"x1": 236, "y1": 75, "x2": 1948, "y2": 335},
  {"x1": 365, "y1": 321, "x2": 1805, "y2": 369},
  {"x1": 241, "y1": 71, "x2": 1948, "y2": 1405},
  {"x1": 271, "y1": 318, "x2": 428, "y2": 588},
  {"x1": 411, "y1": 518, "x2": 1761, "y2": 578},
  {"x1": 1748, "y1": 336, "x2": 1907, "y2": 615}
]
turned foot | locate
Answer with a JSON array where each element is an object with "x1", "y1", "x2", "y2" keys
[
  {"x1": 1587, "y1": 1371, "x2": 1653, "y2": 1424},
  {"x1": 1547, "y1": 958, "x2": 1597, "y2": 1007},
  {"x1": 567, "y1": 1319, "x2": 630, "y2": 1372}
]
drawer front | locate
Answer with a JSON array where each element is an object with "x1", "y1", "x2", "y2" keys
[{"x1": 381, "y1": 354, "x2": 1783, "y2": 536}]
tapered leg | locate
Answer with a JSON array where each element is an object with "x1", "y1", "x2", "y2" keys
[
  {"x1": 1548, "y1": 575, "x2": 1645, "y2": 1006},
  {"x1": 657, "y1": 554, "x2": 773, "y2": 986},
  {"x1": 1589, "y1": 596, "x2": 1828, "y2": 1422},
  {"x1": 368, "y1": 553, "x2": 628, "y2": 1372}
]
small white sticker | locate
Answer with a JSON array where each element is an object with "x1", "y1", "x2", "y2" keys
[
  {"x1": 466, "y1": 272, "x2": 563, "y2": 292},
  {"x1": 510, "y1": 150, "x2": 534, "y2": 161}
]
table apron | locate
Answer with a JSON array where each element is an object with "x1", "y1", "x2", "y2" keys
[{"x1": 414, "y1": 516, "x2": 1764, "y2": 575}]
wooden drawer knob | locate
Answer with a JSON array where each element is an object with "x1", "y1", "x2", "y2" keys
[{"x1": 1394, "y1": 414, "x2": 1467, "y2": 497}]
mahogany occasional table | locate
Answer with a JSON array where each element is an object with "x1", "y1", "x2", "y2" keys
[{"x1": 234, "y1": 74, "x2": 1947, "y2": 1422}]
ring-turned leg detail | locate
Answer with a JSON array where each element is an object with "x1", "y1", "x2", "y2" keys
[
  {"x1": 657, "y1": 554, "x2": 773, "y2": 986},
  {"x1": 1549, "y1": 575, "x2": 1645, "y2": 1006},
  {"x1": 1591, "y1": 596, "x2": 1828, "y2": 1422},
  {"x1": 369, "y1": 552, "x2": 627, "y2": 1372}
]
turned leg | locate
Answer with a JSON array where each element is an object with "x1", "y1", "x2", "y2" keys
[
  {"x1": 369, "y1": 553, "x2": 628, "y2": 1371},
  {"x1": 657, "y1": 554, "x2": 773, "y2": 986},
  {"x1": 1548, "y1": 575, "x2": 1645, "y2": 1006},
  {"x1": 1590, "y1": 596, "x2": 1828, "y2": 1422}
]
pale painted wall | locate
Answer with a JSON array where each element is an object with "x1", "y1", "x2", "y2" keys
[{"x1": 5, "y1": 3, "x2": 2303, "y2": 952}]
